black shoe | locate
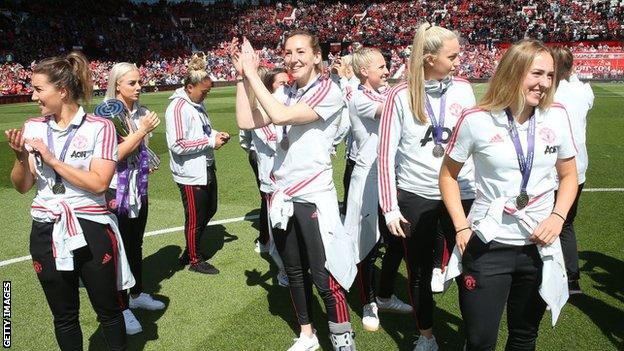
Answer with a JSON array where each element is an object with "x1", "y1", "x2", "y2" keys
[
  {"x1": 568, "y1": 280, "x2": 583, "y2": 295},
  {"x1": 178, "y1": 253, "x2": 189, "y2": 266},
  {"x1": 189, "y1": 261, "x2": 219, "y2": 275}
]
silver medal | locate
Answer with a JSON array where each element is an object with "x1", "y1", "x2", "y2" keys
[
  {"x1": 280, "y1": 138, "x2": 289, "y2": 150},
  {"x1": 516, "y1": 192, "x2": 529, "y2": 209},
  {"x1": 432, "y1": 144, "x2": 445, "y2": 158},
  {"x1": 52, "y1": 182, "x2": 66, "y2": 195}
]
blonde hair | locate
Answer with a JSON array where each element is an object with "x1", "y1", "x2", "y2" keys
[
  {"x1": 407, "y1": 23, "x2": 457, "y2": 123},
  {"x1": 351, "y1": 47, "x2": 382, "y2": 81},
  {"x1": 33, "y1": 51, "x2": 93, "y2": 106},
  {"x1": 183, "y1": 54, "x2": 211, "y2": 87},
  {"x1": 105, "y1": 62, "x2": 139, "y2": 101},
  {"x1": 479, "y1": 39, "x2": 555, "y2": 114}
]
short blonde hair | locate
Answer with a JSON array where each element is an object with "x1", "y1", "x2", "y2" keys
[
  {"x1": 351, "y1": 47, "x2": 383, "y2": 81},
  {"x1": 407, "y1": 23, "x2": 457, "y2": 123},
  {"x1": 479, "y1": 39, "x2": 555, "y2": 113},
  {"x1": 105, "y1": 62, "x2": 139, "y2": 101}
]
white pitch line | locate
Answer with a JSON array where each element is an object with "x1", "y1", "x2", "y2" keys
[
  {"x1": 1, "y1": 188, "x2": 622, "y2": 268},
  {"x1": 0, "y1": 214, "x2": 259, "y2": 268},
  {"x1": 583, "y1": 188, "x2": 624, "y2": 192}
]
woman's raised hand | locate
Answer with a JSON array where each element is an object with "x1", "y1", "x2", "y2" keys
[{"x1": 240, "y1": 37, "x2": 260, "y2": 75}]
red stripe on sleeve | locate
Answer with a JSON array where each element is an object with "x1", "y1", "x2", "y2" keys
[
  {"x1": 174, "y1": 99, "x2": 185, "y2": 140},
  {"x1": 446, "y1": 108, "x2": 480, "y2": 154},
  {"x1": 306, "y1": 80, "x2": 332, "y2": 108}
]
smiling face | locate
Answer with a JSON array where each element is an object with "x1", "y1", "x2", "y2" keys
[
  {"x1": 116, "y1": 69, "x2": 141, "y2": 105},
  {"x1": 185, "y1": 78, "x2": 212, "y2": 103},
  {"x1": 283, "y1": 34, "x2": 321, "y2": 86},
  {"x1": 31, "y1": 73, "x2": 65, "y2": 116},
  {"x1": 522, "y1": 53, "x2": 555, "y2": 107},
  {"x1": 360, "y1": 51, "x2": 389, "y2": 91},
  {"x1": 425, "y1": 38, "x2": 460, "y2": 80}
]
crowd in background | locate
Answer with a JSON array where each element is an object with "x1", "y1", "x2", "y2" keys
[{"x1": 1, "y1": 0, "x2": 623, "y2": 95}]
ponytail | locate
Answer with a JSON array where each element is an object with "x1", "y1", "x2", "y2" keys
[
  {"x1": 407, "y1": 23, "x2": 457, "y2": 124},
  {"x1": 33, "y1": 51, "x2": 93, "y2": 106}
]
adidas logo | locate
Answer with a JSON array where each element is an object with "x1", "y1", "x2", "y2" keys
[
  {"x1": 102, "y1": 253, "x2": 112, "y2": 264},
  {"x1": 489, "y1": 134, "x2": 504, "y2": 143}
]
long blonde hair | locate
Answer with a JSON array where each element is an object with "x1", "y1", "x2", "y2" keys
[
  {"x1": 479, "y1": 39, "x2": 556, "y2": 113},
  {"x1": 105, "y1": 62, "x2": 139, "y2": 101},
  {"x1": 407, "y1": 23, "x2": 457, "y2": 123}
]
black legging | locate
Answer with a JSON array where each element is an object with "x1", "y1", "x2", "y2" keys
[
  {"x1": 177, "y1": 166, "x2": 218, "y2": 265},
  {"x1": 248, "y1": 150, "x2": 270, "y2": 245},
  {"x1": 356, "y1": 208, "x2": 404, "y2": 304},
  {"x1": 556, "y1": 182, "x2": 584, "y2": 282},
  {"x1": 460, "y1": 238, "x2": 546, "y2": 351},
  {"x1": 272, "y1": 202, "x2": 350, "y2": 325},
  {"x1": 434, "y1": 199, "x2": 474, "y2": 270},
  {"x1": 30, "y1": 219, "x2": 126, "y2": 351},
  {"x1": 397, "y1": 190, "x2": 439, "y2": 330},
  {"x1": 106, "y1": 190, "x2": 149, "y2": 306}
]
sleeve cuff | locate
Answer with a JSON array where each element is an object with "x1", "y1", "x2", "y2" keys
[{"x1": 384, "y1": 210, "x2": 402, "y2": 225}]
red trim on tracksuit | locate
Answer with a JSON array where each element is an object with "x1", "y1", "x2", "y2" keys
[
  {"x1": 363, "y1": 89, "x2": 385, "y2": 103},
  {"x1": 378, "y1": 82, "x2": 407, "y2": 213},
  {"x1": 85, "y1": 115, "x2": 116, "y2": 160},
  {"x1": 174, "y1": 99, "x2": 186, "y2": 140},
  {"x1": 305, "y1": 79, "x2": 332, "y2": 108},
  {"x1": 184, "y1": 185, "x2": 198, "y2": 263},
  {"x1": 445, "y1": 107, "x2": 482, "y2": 154},
  {"x1": 284, "y1": 171, "x2": 323, "y2": 196},
  {"x1": 105, "y1": 226, "x2": 125, "y2": 308},
  {"x1": 328, "y1": 274, "x2": 348, "y2": 323}
]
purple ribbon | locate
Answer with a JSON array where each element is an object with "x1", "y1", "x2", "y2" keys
[
  {"x1": 504, "y1": 108, "x2": 535, "y2": 195},
  {"x1": 46, "y1": 114, "x2": 85, "y2": 186},
  {"x1": 115, "y1": 142, "x2": 149, "y2": 215},
  {"x1": 424, "y1": 93, "x2": 447, "y2": 146}
]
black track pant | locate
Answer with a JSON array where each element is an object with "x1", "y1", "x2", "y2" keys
[
  {"x1": 273, "y1": 202, "x2": 350, "y2": 325},
  {"x1": 341, "y1": 158, "x2": 356, "y2": 215},
  {"x1": 106, "y1": 190, "x2": 149, "y2": 306},
  {"x1": 460, "y1": 237, "x2": 546, "y2": 351},
  {"x1": 177, "y1": 166, "x2": 218, "y2": 265},
  {"x1": 30, "y1": 219, "x2": 126, "y2": 351},
  {"x1": 397, "y1": 189, "x2": 453, "y2": 330},
  {"x1": 248, "y1": 150, "x2": 270, "y2": 245},
  {"x1": 556, "y1": 182, "x2": 584, "y2": 282},
  {"x1": 433, "y1": 199, "x2": 474, "y2": 270},
  {"x1": 356, "y1": 208, "x2": 404, "y2": 304}
]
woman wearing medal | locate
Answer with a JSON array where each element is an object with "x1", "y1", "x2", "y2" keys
[
  {"x1": 103, "y1": 62, "x2": 164, "y2": 335},
  {"x1": 377, "y1": 23, "x2": 476, "y2": 351},
  {"x1": 6, "y1": 52, "x2": 130, "y2": 350},
  {"x1": 439, "y1": 39, "x2": 578, "y2": 350},
  {"x1": 233, "y1": 30, "x2": 358, "y2": 351}
]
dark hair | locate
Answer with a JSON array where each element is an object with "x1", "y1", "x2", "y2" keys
[
  {"x1": 262, "y1": 67, "x2": 288, "y2": 92},
  {"x1": 551, "y1": 46, "x2": 574, "y2": 84},
  {"x1": 33, "y1": 51, "x2": 93, "y2": 105}
]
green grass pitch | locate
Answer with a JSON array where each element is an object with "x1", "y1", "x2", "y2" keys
[{"x1": 0, "y1": 83, "x2": 622, "y2": 350}]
